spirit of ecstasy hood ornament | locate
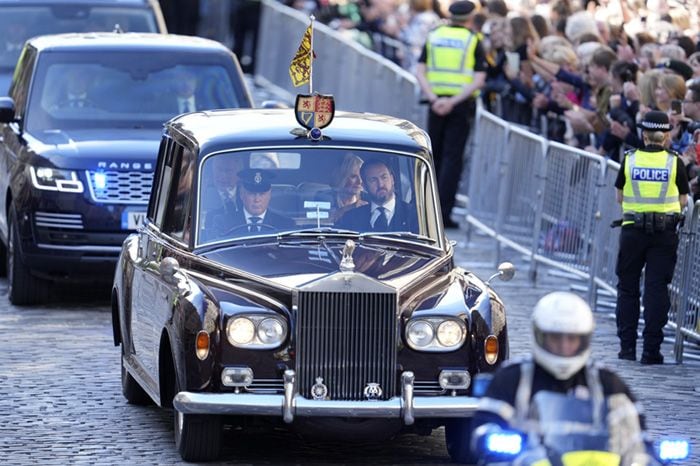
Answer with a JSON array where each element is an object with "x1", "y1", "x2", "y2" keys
[{"x1": 339, "y1": 239, "x2": 356, "y2": 272}]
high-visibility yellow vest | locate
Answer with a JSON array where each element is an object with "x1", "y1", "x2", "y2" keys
[
  {"x1": 425, "y1": 26, "x2": 478, "y2": 96},
  {"x1": 621, "y1": 149, "x2": 680, "y2": 225}
]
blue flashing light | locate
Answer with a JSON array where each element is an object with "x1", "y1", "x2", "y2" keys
[
  {"x1": 94, "y1": 172, "x2": 107, "y2": 190},
  {"x1": 658, "y1": 440, "x2": 689, "y2": 461},
  {"x1": 485, "y1": 432, "x2": 523, "y2": 456}
]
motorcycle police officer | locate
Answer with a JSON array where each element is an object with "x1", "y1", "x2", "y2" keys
[
  {"x1": 614, "y1": 110, "x2": 689, "y2": 364},
  {"x1": 470, "y1": 292, "x2": 649, "y2": 463},
  {"x1": 415, "y1": 0, "x2": 486, "y2": 228}
]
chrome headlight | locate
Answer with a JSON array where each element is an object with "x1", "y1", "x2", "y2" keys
[
  {"x1": 29, "y1": 166, "x2": 84, "y2": 193},
  {"x1": 405, "y1": 317, "x2": 466, "y2": 351},
  {"x1": 226, "y1": 314, "x2": 287, "y2": 349}
]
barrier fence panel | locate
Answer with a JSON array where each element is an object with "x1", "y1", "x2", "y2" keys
[
  {"x1": 589, "y1": 160, "x2": 622, "y2": 305},
  {"x1": 498, "y1": 125, "x2": 547, "y2": 253},
  {"x1": 466, "y1": 107, "x2": 509, "y2": 232},
  {"x1": 537, "y1": 143, "x2": 606, "y2": 277}
]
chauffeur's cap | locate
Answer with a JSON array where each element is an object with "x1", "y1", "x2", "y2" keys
[
  {"x1": 449, "y1": 1, "x2": 476, "y2": 20},
  {"x1": 637, "y1": 110, "x2": 672, "y2": 132},
  {"x1": 238, "y1": 169, "x2": 274, "y2": 193}
]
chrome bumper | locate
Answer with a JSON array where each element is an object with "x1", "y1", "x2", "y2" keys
[{"x1": 173, "y1": 371, "x2": 479, "y2": 424}]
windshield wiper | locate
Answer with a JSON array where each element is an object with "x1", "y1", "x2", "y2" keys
[
  {"x1": 276, "y1": 227, "x2": 360, "y2": 240},
  {"x1": 359, "y1": 231, "x2": 437, "y2": 244}
]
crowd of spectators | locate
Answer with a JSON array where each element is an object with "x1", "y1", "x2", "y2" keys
[{"x1": 287, "y1": 0, "x2": 700, "y2": 201}]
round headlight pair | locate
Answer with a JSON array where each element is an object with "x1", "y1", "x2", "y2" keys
[
  {"x1": 226, "y1": 315, "x2": 287, "y2": 348},
  {"x1": 406, "y1": 318, "x2": 466, "y2": 351}
]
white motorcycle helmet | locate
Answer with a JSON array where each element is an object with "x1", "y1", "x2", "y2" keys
[{"x1": 532, "y1": 292, "x2": 594, "y2": 380}]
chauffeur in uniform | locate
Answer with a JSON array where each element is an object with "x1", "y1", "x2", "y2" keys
[
  {"x1": 614, "y1": 111, "x2": 689, "y2": 364},
  {"x1": 415, "y1": 0, "x2": 486, "y2": 228}
]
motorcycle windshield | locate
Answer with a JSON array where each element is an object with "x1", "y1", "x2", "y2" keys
[{"x1": 531, "y1": 392, "x2": 610, "y2": 454}]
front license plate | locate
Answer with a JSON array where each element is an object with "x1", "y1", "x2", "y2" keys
[{"x1": 121, "y1": 210, "x2": 147, "y2": 230}]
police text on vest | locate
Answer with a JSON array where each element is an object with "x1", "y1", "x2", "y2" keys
[{"x1": 631, "y1": 168, "x2": 669, "y2": 182}]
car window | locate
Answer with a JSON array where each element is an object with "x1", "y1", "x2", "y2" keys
[
  {"x1": 26, "y1": 56, "x2": 243, "y2": 132},
  {"x1": 0, "y1": 6, "x2": 159, "y2": 70},
  {"x1": 197, "y1": 149, "x2": 437, "y2": 246}
]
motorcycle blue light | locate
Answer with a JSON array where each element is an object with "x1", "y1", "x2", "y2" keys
[
  {"x1": 658, "y1": 439, "x2": 689, "y2": 461},
  {"x1": 94, "y1": 172, "x2": 107, "y2": 190},
  {"x1": 485, "y1": 432, "x2": 523, "y2": 456}
]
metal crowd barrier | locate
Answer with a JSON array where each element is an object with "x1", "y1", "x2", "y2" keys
[
  {"x1": 255, "y1": 0, "x2": 425, "y2": 127},
  {"x1": 467, "y1": 105, "x2": 700, "y2": 363}
]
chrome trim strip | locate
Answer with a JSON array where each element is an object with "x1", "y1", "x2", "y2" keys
[
  {"x1": 173, "y1": 370, "x2": 479, "y2": 420},
  {"x1": 402, "y1": 371, "x2": 415, "y2": 425},
  {"x1": 35, "y1": 222, "x2": 84, "y2": 229},
  {"x1": 36, "y1": 243, "x2": 123, "y2": 252}
]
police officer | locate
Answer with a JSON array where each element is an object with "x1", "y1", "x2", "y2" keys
[
  {"x1": 415, "y1": 0, "x2": 486, "y2": 228},
  {"x1": 470, "y1": 292, "x2": 648, "y2": 462},
  {"x1": 614, "y1": 110, "x2": 689, "y2": 364}
]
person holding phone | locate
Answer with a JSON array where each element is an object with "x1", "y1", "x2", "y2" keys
[{"x1": 415, "y1": 0, "x2": 487, "y2": 229}]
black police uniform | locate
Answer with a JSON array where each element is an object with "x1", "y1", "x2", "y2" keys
[
  {"x1": 417, "y1": 1, "x2": 487, "y2": 227},
  {"x1": 614, "y1": 140, "x2": 689, "y2": 364},
  {"x1": 472, "y1": 359, "x2": 644, "y2": 431}
]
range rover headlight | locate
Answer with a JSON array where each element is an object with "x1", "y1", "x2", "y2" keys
[
  {"x1": 226, "y1": 314, "x2": 288, "y2": 349},
  {"x1": 405, "y1": 317, "x2": 466, "y2": 351},
  {"x1": 227, "y1": 317, "x2": 255, "y2": 345},
  {"x1": 29, "y1": 166, "x2": 84, "y2": 193},
  {"x1": 406, "y1": 320, "x2": 434, "y2": 348}
]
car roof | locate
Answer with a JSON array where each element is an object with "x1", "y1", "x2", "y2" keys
[
  {"x1": 27, "y1": 33, "x2": 229, "y2": 53},
  {"x1": 167, "y1": 109, "x2": 432, "y2": 157},
  {"x1": 0, "y1": 0, "x2": 151, "y2": 5}
]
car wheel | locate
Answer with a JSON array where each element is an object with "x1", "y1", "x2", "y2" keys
[
  {"x1": 0, "y1": 240, "x2": 7, "y2": 277},
  {"x1": 120, "y1": 348, "x2": 151, "y2": 405},
  {"x1": 7, "y1": 206, "x2": 47, "y2": 305},
  {"x1": 445, "y1": 418, "x2": 478, "y2": 465},
  {"x1": 173, "y1": 377, "x2": 222, "y2": 462}
]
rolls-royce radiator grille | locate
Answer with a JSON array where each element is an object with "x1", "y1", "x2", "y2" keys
[{"x1": 297, "y1": 291, "x2": 398, "y2": 401}]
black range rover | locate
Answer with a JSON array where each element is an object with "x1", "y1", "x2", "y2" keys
[{"x1": 0, "y1": 32, "x2": 253, "y2": 304}]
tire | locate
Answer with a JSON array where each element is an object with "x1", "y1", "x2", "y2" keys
[
  {"x1": 0, "y1": 240, "x2": 7, "y2": 277},
  {"x1": 173, "y1": 377, "x2": 222, "y2": 462},
  {"x1": 120, "y1": 348, "x2": 151, "y2": 405},
  {"x1": 7, "y1": 206, "x2": 48, "y2": 305},
  {"x1": 445, "y1": 418, "x2": 478, "y2": 465}
]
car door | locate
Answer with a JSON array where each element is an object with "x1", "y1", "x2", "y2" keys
[{"x1": 0, "y1": 46, "x2": 36, "y2": 239}]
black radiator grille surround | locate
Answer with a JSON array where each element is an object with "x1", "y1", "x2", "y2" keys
[{"x1": 296, "y1": 291, "x2": 398, "y2": 401}]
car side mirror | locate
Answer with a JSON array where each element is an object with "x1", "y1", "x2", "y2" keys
[
  {"x1": 160, "y1": 257, "x2": 181, "y2": 285},
  {"x1": 486, "y1": 262, "x2": 515, "y2": 285},
  {"x1": 0, "y1": 97, "x2": 16, "y2": 123}
]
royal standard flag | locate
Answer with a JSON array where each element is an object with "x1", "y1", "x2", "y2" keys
[{"x1": 289, "y1": 24, "x2": 313, "y2": 87}]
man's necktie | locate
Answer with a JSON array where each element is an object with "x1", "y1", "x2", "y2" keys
[
  {"x1": 249, "y1": 216, "x2": 262, "y2": 232},
  {"x1": 373, "y1": 207, "x2": 388, "y2": 231}
]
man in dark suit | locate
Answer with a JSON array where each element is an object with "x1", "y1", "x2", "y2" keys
[
  {"x1": 336, "y1": 159, "x2": 418, "y2": 232},
  {"x1": 207, "y1": 169, "x2": 294, "y2": 239}
]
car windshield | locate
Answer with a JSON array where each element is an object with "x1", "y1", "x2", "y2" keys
[
  {"x1": 0, "y1": 5, "x2": 158, "y2": 70},
  {"x1": 197, "y1": 149, "x2": 440, "y2": 246},
  {"x1": 26, "y1": 52, "x2": 245, "y2": 132}
]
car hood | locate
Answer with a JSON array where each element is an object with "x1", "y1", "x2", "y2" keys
[
  {"x1": 25, "y1": 128, "x2": 162, "y2": 169},
  {"x1": 201, "y1": 241, "x2": 442, "y2": 288}
]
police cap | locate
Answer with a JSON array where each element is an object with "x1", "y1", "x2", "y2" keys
[
  {"x1": 238, "y1": 169, "x2": 274, "y2": 193},
  {"x1": 657, "y1": 59, "x2": 693, "y2": 81},
  {"x1": 637, "y1": 110, "x2": 671, "y2": 132},
  {"x1": 449, "y1": 1, "x2": 476, "y2": 20}
]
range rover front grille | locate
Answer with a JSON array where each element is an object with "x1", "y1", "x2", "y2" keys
[
  {"x1": 34, "y1": 212, "x2": 84, "y2": 230},
  {"x1": 296, "y1": 291, "x2": 398, "y2": 401},
  {"x1": 86, "y1": 170, "x2": 153, "y2": 204}
]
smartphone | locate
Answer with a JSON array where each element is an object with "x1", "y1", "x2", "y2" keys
[
  {"x1": 671, "y1": 99, "x2": 683, "y2": 115},
  {"x1": 505, "y1": 51, "x2": 520, "y2": 75}
]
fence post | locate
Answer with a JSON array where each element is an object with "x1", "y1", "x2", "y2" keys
[
  {"x1": 586, "y1": 161, "x2": 607, "y2": 309},
  {"x1": 673, "y1": 201, "x2": 699, "y2": 363}
]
